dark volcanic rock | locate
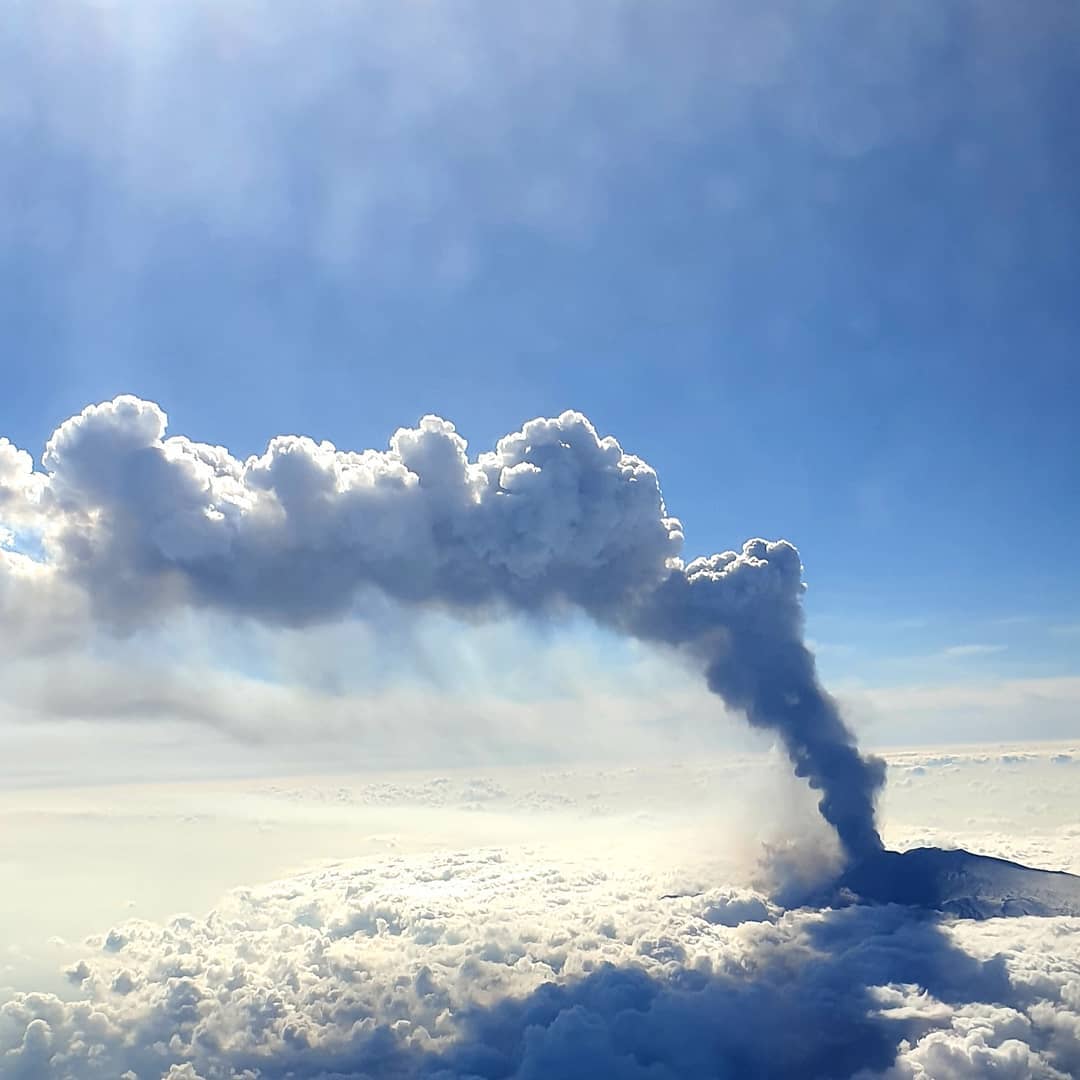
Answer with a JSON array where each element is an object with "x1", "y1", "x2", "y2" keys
[{"x1": 834, "y1": 847, "x2": 1080, "y2": 919}]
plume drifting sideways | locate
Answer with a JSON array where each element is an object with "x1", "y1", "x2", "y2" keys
[{"x1": 1, "y1": 397, "x2": 885, "y2": 860}]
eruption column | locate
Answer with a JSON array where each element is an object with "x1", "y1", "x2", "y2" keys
[
  {"x1": 629, "y1": 543, "x2": 885, "y2": 860},
  {"x1": 1, "y1": 398, "x2": 885, "y2": 858}
]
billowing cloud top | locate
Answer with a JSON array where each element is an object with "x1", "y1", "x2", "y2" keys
[
  {"x1": 1, "y1": 398, "x2": 884, "y2": 858},
  {"x1": 0, "y1": 437, "x2": 45, "y2": 530},
  {"x1": 31, "y1": 397, "x2": 683, "y2": 623}
]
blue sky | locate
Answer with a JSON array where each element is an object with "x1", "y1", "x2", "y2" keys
[{"x1": 2, "y1": 0, "x2": 1078, "y2": 704}]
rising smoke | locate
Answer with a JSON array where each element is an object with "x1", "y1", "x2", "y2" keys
[{"x1": 1, "y1": 396, "x2": 885, "y2": 858}]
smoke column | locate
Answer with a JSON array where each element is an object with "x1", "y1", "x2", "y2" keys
[
  {"x1": 629, "y1": 556, "x2": 885, "y2": 858},
  {"x1": 1, "y1": 397, "x2": 884, "y2": 858}
]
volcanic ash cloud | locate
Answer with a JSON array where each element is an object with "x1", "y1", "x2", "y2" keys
[{"x1": 1, "y1": 396, "x2": 885, "y2": 858}]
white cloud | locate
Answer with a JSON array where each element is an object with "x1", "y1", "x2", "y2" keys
[
  {"x1": 0, "y1": 439, "x2": 46, "y2": 525},
  {"x1": 0, "y1": 750, "x2": 1078, "y2": 1077},
  {"x1": 0, "y1": 550, "x2": 88, "y2": 658},
  {"x1": 940, "y1": 644, "x2": 1008, "y2": 658},
  {"x1": 840, "y1": 676, "x2": 1080, "y2": 746},
  {"x1": 2, "y1": 844, "x2": 1078, "y2": 1079},
  {"x1": 857, "y1": 677, "x2": 1080, "y2": 716},
  {"x1": 21, "y1": 397, "x2": 683, "y2": 627}
]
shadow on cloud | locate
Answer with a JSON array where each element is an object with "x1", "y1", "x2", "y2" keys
[
  {"x1": 4, "y1": 843, "x2": 1078, "y2": 1080},
  {"x1": 219, "y1": 909, "x2": 1010, "y2": 1080}
]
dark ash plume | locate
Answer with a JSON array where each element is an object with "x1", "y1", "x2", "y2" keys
[
  {"x1": 2, "y1": 396, "x2": 885, "y2": 858},
  {"x1": 626, "y1": 544, "x2": 885, "y2": 859}
]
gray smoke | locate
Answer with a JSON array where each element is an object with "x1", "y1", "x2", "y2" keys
[
  {"x1": 3, "y1": 396, "x2": 884, "y2": 857},
  {"x1": 628, "y1": 554, "x2": 885, "y2": 858}
]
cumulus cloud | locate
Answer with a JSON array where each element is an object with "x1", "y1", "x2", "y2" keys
[
  {"x1": 1, "y1": 397, "x2": 884, "y2": 859},
  {"x1": 32, "y1": 397, "x2": 681, "y2": 623},
  {"x1": 0, "y1": 438, "x2": 46, "y2": 521},
  {"x1": 2, "y1": 849, "x2": 1078, "y2": 1079},
  {"x1": 0, "y1": 437, "x2": 89, "y2": 655},
  {"x1": 0, "y1": 552, "x2": 87, "y2": 658}
]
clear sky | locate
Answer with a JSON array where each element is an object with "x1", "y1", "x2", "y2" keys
[{"x1": 1, "y1": 1, "x2": 1078, "y2": 744}]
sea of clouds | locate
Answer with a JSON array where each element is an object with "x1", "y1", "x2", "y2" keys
[{"x1": 2, "y1": 746, "x2": 1078, "y2": 1079}]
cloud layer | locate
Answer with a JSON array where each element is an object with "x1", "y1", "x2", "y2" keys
[
  {"x1": 2, "y1": 398, "x2": 884, "y2": 858},
  {"x1": 3, "y1": 848, "x2": 1078, "y2": 1079}
]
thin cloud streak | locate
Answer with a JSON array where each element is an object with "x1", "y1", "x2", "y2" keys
[{"x1": 940, "y1": 643, "x2": 1008, "y2": 658}]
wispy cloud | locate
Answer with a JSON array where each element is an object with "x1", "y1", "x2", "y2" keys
[
  {"x1": 840, "y1": 674, "x2": 1080, "y2": 746},
  {"x1": 805, "y1": 639, "x2": 855, "y2": 658},
  {"x1": 987, "y1": 614, "x2": 1042, "y2": 628},
  {"x1": 939, "y1": 643, "x2": 1007, "y2": 659},
  {"x1": 5, "y1": 0, "x2": 1068, "y2": 288}
]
